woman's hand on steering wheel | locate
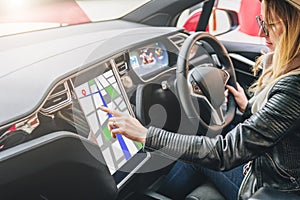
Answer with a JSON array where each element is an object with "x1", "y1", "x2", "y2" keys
[{"x1": 226, "y1": 82, "x2": 248, "y2": 113}]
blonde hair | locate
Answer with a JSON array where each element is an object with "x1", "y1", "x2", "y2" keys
[{"x1": 250, "y1": 0, "x2": 300, "y2": 92}]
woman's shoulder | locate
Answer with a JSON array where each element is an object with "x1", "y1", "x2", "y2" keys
[
  {"x1": 270, "y1": 74, "x2": 300, "y2": 96},
  {"x1": 274, "y1": 74, "x2": 300, "y2": 86}
]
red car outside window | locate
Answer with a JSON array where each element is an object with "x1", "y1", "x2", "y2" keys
[{"x1": 239, "y1": 0, "x2": 261, "y2": 36}]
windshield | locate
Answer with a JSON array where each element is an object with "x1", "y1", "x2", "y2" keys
[{"x1": 0, "y1": 0, "x2": 150, "y2": 36}]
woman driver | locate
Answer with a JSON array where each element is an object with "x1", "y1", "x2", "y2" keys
[{"x1": 101, "y1": 0, "x2": 300, "y2": 199}]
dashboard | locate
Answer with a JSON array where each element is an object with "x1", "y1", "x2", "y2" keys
[
  {"x1": 0, "y1": 20, "x2": 190, "y2": 196},
  {"x1": 0, "y1": 21, "x2": 184, "y2": 127}
]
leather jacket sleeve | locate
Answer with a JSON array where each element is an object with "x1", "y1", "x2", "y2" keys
[
  {"x1": 241, "y1": 102, "x2": 253, "y2": 120},
  {"x1": 145, "y1": 75, "x2": 300, "y2": 171}
]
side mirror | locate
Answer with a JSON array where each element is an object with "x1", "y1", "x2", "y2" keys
[
  {"x1": 208, "y1": 8, "x2": 239, "y2": 35},
  {"x1": 180, "y1": 8, "x2": 239, "y2": 36}
]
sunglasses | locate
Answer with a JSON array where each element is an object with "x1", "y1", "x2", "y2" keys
[{"x1": 256, "y1": 15, "x2": 282, "y2": 36}]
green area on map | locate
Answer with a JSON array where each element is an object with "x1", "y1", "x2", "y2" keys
[
  {"x1": 103, "y1": 126, "x2": 112, "y2": 141},
  {"x1": 106, "y1": 85, "x2": 119, "y2": 99},
  {"x1": 88, "y1": 79, "x2": 95, "y2": 85},
  {"x1": 136, "y1": 142, "x2": 143, "y2": 149}
]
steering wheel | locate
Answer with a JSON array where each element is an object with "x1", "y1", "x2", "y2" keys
[{"x1": 176, "y1": 32, "x2": 237, "y2": 137}]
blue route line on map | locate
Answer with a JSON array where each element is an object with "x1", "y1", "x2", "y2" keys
[{"x1": 86, "y1": 80, "x2": 131, "y2": 160}]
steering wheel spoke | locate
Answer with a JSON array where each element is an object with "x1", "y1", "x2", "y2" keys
[
  {"x1": 189, "y1": 81, "x2": 225, "y2": 126},
  {"x1": 211, "y1": 106, "x2": 225, "y2": 126}
]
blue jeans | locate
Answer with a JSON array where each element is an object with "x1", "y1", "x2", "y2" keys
[{"x1": 158, "y1": 161, "x2": 244, "y2": 200}]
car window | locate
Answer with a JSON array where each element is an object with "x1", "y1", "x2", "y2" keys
[
  {"x1": 0, "y1": 0, "x2": 150, "y2": 36},
  {"x1": 177, "y1": 0, "x2": 265, "y2": 45}
]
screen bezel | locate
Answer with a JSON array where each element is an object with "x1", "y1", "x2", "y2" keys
[{"x1": 71, "y1": 57, "x2": 150, "y2": 188}]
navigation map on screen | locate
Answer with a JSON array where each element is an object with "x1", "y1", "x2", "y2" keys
[{"x1": 74, "y1": 68, "x2": 143, "y2": 174}]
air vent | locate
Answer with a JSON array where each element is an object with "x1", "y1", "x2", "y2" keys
[
  {"x1": 41, "y1": 81, "x2": 72, "y2": 114},
  {"x1": 169, "y1": 33, "x2": 187, "y2": 49},
  {"x1": 113, "y1": 54, "x2": 128, "y2": 75}
]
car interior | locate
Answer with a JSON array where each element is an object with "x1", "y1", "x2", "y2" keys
[{"x1": 1, "y1": 0, "x2": 299, "y2": 199}]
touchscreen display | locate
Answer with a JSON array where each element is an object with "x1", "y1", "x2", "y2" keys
[
  {"x1": 129, "y1": 42, "x2": 168, "y2": 78},
  {"x1": 73, "y1": 64, "x2": 143, "y2": 175}
]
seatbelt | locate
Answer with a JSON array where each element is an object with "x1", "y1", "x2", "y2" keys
[{"x1": 196, "y1": 0, "x2": 215, "y2": 31}]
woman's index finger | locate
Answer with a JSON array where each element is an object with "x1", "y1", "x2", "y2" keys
[{"x1": 99, "y1": 106, "x2": 122, "y2": 117}]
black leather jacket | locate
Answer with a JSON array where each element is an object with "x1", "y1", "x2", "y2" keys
[{"x1": 144, "y1": 75, "x2": 300, "y2": 199}]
